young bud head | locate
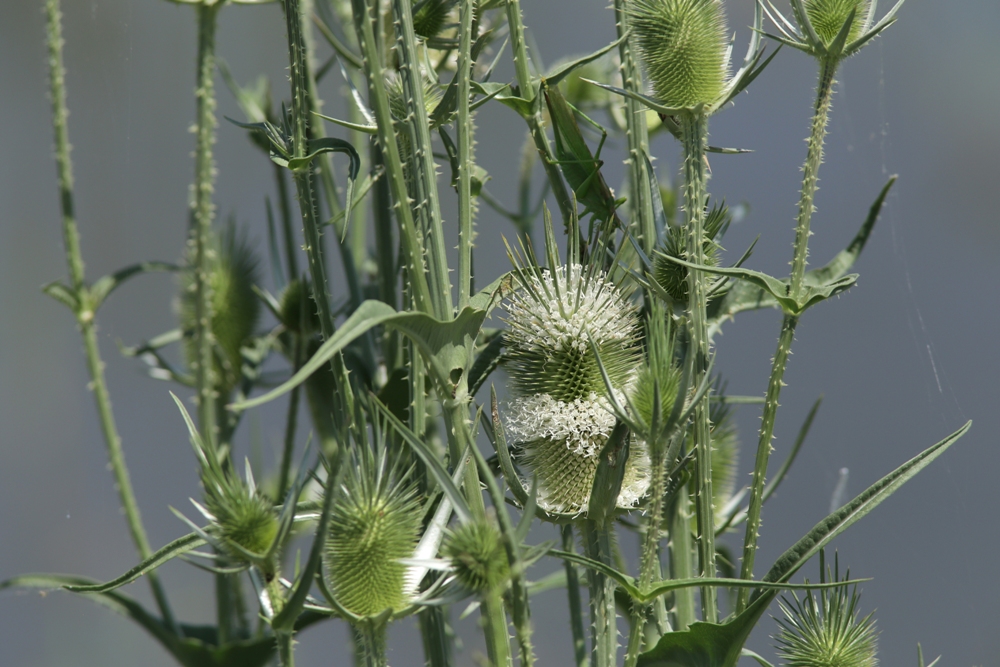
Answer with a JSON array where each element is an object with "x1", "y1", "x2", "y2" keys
[
  {"x1": 385, "y1": 73, "x2": 444, "y2": 127},
  {"x1": 804, "y1": 0, "x2": 870, "y2": 48},
  {"x1": 278, "y1": 278, "x2": 319, "y2": 335},
  {"x1": 413, "y1": 0, "x2": 457, "y2": 39},
  {"x1": 652, "y1": 202, "x2": 729, "y2": 302},
  {"x1": 628, "y1": 0, "x2": 729, "y2": 108},
  {"x1": 181, "y1": 223, "x2": 261, "y2": 394},
  {"x1": 206, "y1": 488, "x2": 279, "y2": 563},
  {"x1": 775, "y1": 556, "x2": 879, "y2": 667},
  {"x1": 443, "y1": 519, "x2": 509, "y2": 594},
  {"x1": 324, "y1": 453, "x2": 423, "y2": 618}
]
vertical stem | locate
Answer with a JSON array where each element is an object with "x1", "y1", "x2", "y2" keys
[
  {"x1": 582, "y1": 521, "x2": 617, "y2": 667},
  {"x1": 678, "y1": 112, "x2": 717, "y2": 622},
  {"x1": 352, "y1": 0, "x2": 432, "y2": 315},
  {"x1": 504, "y1": 0, "x2": 575, "y2": 226},
  {"x1": 391, "y1": 0, "x2": 452, "y2": 318},
  {"x1": 356, "y1": 621, "x2": 389, "y2": 667},
  {"x1": 790, "y1": 58, "x2": 838, "y2": 297},
  {"x1": 456, "y1": 0, "x2": 475, "y2": 310},
  {"x1": 276, "y1": 632, "x2": 296, "y2": 667},
  {"x1": 668, "y1": 487, "x2": 696, "y2": 630},
  {"x1": 483, "y1": 589, "x2": 512, "y2": 667},
  {"x1": 736, "y1": 58, "x2": 838, "y2": 614},
  {"x1": 191, "y1": 2, "x2": 221, "y2": 452},
  {"x1": 561, "y1": 525, "x2": 589, "y2": 667},
  {"x1": 276, "y1": 337, "x2": 303, "y2": 502},
  {"x1": 419, "y1": 606, "x2": 454, "y2": 667},
  {"x1": 43, "y1": 0, "x2": 175, "y2": 631},
  {"x1": 614, "y1": 0, "x2": 655, "y2": 253},
  {"x1": 273, "y1": 163, "x2": 299, "y2": 280}
]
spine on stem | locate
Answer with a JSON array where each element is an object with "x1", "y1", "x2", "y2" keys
[
  {"x1": 679, "y1": 112, "x2": 717, "y2": 623},
  {"x1": 736, "y1": 57, "x2": 839, "y2": 614}
]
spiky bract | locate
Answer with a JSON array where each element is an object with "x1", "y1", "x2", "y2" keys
[
  {"x1": 628, "y1": 0, "x2": 729, "y2": 108},
  {"x1": 629, "y1": 353, "x2": 682, "y2": 435},
  {"x1": 385, "y1": 72, "x2": 444, "y2": 127},
  {"x1": 775, "y1": 560, "x2": 879, "y2": 667},
  {"x1": 505, "y1": 265, "x2": 639, "y2": 402},
  {"x1": 180, "y1": 223, "x2": 260, "y2": 394},
  {"x1": 413, "y1": 0, "x2": 457, "y2": 39},
  {"x1": 803, "y1": 0, "x2": 870, "y2": 47},
  {"x1": 443, "y1": 519, "x2": 509, "y2": 594},
  {"x1": 653, "y1": 202, "x2": 729, "y2": 302},
  {"x1": 504, "y1": 266, "x2": 649, "y2": 515},
  {"x1": 203, "y1": 483, "x2": 279, "y2": 564},
  {"x1": 325, "y1": 451, "x2": 423, "y2": 618},
  {"x1": 278, "y1": 278, "x2": 319, "y2": 335}
]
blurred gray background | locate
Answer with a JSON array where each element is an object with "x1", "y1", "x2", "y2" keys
[{"x1": 1, "y1": 0, "x2": 997, "y2": 665}]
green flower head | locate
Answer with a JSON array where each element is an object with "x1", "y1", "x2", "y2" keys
[
  {"x1": 628, "y1": 0, "x2": 729, "y2": 109},
  {"x1": 443, "y1": 519, "x2": 509, "y2": 594},
  {"x1": 803, "y1": 0, "x2": 870, "y2": 48}
]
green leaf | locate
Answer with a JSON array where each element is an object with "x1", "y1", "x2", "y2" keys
[
  {"x1": 659, "y1": 254, "x2": 857, "y2": 316},
  {"x1": 286, "y1": 137, "x2": 361, "y2": 241},
  {"x1": 231, "y1": 301, "x2": 488, "y2": 411},
  {"x1": 755, "y1": 421, "x2": 971, "y2": 596},
  {"x1": 0, "y1": 575, "x2": 278, "y2": 667},
  {"x1": 587, "y1": 421, "x2": 630, "y2": 527},
  {"x1": 63, "y1": 532, "x2": 205, "y2": 593},
  {"x1": 543, "y1": 34, "x2": 627, "y2": 87},
  {"x1": 41, "y1": 280, "x2": 79, "y2": 311},
  {"x1": 804, "y1": 176, "x2": 896, "y2": 287},
  {"x1": 90, "y1": 261, "x2": 179, "y2": 310}
]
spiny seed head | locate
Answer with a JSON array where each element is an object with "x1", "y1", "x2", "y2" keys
[
  {"x1": 628, "y1": 0, "x2": 729, "y2": 108},
  {"x1": 443, "y1": 519, "x2": 509, "y2": 594},
  {"x1": 775, "y1": 559, "x2": 879, "y2": 667},
  {"x1": 506, "y1": 392, "x2": 652, "y2": 515},
  {"x1": 385, "y1": 72, "x2": 444, "y2": 127},
  {"x1": 652, "y1": 202, "x2": 729, "y2": 302},
  {"x1": 504, "y1": 265, "x2": 640, "y2": 402},
  {"x1": 630, "y1": 354, "x2": 682, "y2": 433},
  {"x1": 181, "y1": 222, "x2": 261, "y2": 394},
  {"x1": 503, "y1": 265, "x2": 648, "y2": 516},
  {"x1": 324, "y1": 454, "x2": 422, "y2": 618},
  {"x1": 202, "y1": 480, "x2": 279, "y2": 575},
  {"x1": 803, "y1": 0, "x2": 870, "y2": 48},
  {"x1": 278, "y1": 279, "x2": 319, "y2": 335},
  {"x1": 413, "y1": 0, "x2": 457, "y2": 39}
]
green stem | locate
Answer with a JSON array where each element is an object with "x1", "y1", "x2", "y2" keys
[
  {"x1": 668, "y1": 487, "x2": 696, "y2": 630},
  {"x1": 273, "y1": 163, "x2": 299, "y2": 280},
  {"x1": 614, "y1": 0, "x2": 655, "y2": 253},
  {"x1": 790, "y1": 58, "x2": 838, "y2": 297},
  {"x1": 276, "y1": 337, "x2": 303, "y2": 502},
  {"x1": 678, "y1": 112, "x2": 717, "y2": 622},
  {"x1": 483, "y1": 588, "x2": 512, "y2": 667},
  {"x1": 43, "y1": 0, "x2": 176, "y2": 633},
  {"x1": 390, "y1": 0, "x2": 452, "y2": 319},
  {"x1": 277, "y1": 632, "x2": 296, "y2": 667},
  {"x1": 352, "y1": 0, "x2": 433, "y2": 315},
  {"x1": 561, "y1": 525, "x2": 589, "y2": 667},
  {"x1": 582, "y1": 521, "x2": 617, "y2": 667},
  {"x1": 504, "y1": 0, "x2": 575, "y2": 226},
  {"x1": 419, "y1": 606, "x2": 454, "y2": 667},
  {"x1": 355, "y1": 620, "x2": 389, "y2": 667},
  {"x1": 190, "y1": 2, "x2": 221, "y2": 452},
  {"x1": 736, "y1": 57, "x2": 839, "y2": 615},
  {"x1": 456, "y1": 0, "x2": 475, "y2": 310}
]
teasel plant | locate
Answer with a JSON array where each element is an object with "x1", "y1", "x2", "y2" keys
[{"x1": 11, "y1": 0, "x2": 976, "y2": 666}]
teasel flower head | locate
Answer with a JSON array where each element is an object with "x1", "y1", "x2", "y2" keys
[
  {"x1": 198, "y1": 461, "x2": 280, "y2": 580},
  {"x1": 774, "y1": 553, "x2": 879, "y2": 667},
  {"x1": 443, "y1": 517, "x2": 510, "y2": 594},
  {"x1": 170, "y1": 394, "x2": 282, "y2": 581},
  {"x1": 324, "y1": 445, "x2": 424, "y2": 619},
  {"x1": 628, "y1": 0, "x2": 729, "y2": 109},
  {"x1": 762, "y1": 0, "x2": 899, "y2": 61},
  {"x1": 503, "y1": 264, "x2": 650, "y2": 516},
  {"x1": 412, "y1": 0, "x2": 457, "y2": 40},
  {"x1": 180, "y1": 221, "x2": 261, "y2": 396},
  {"x1": 277, "y1": 278, "x2": 319, "y2": 335},
  {"x1": 653, "y1": 200, "x2": 730, "y2": 303},
  {"x1": 385, "y1": 72, "x2": 444, "y2": 128}
]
